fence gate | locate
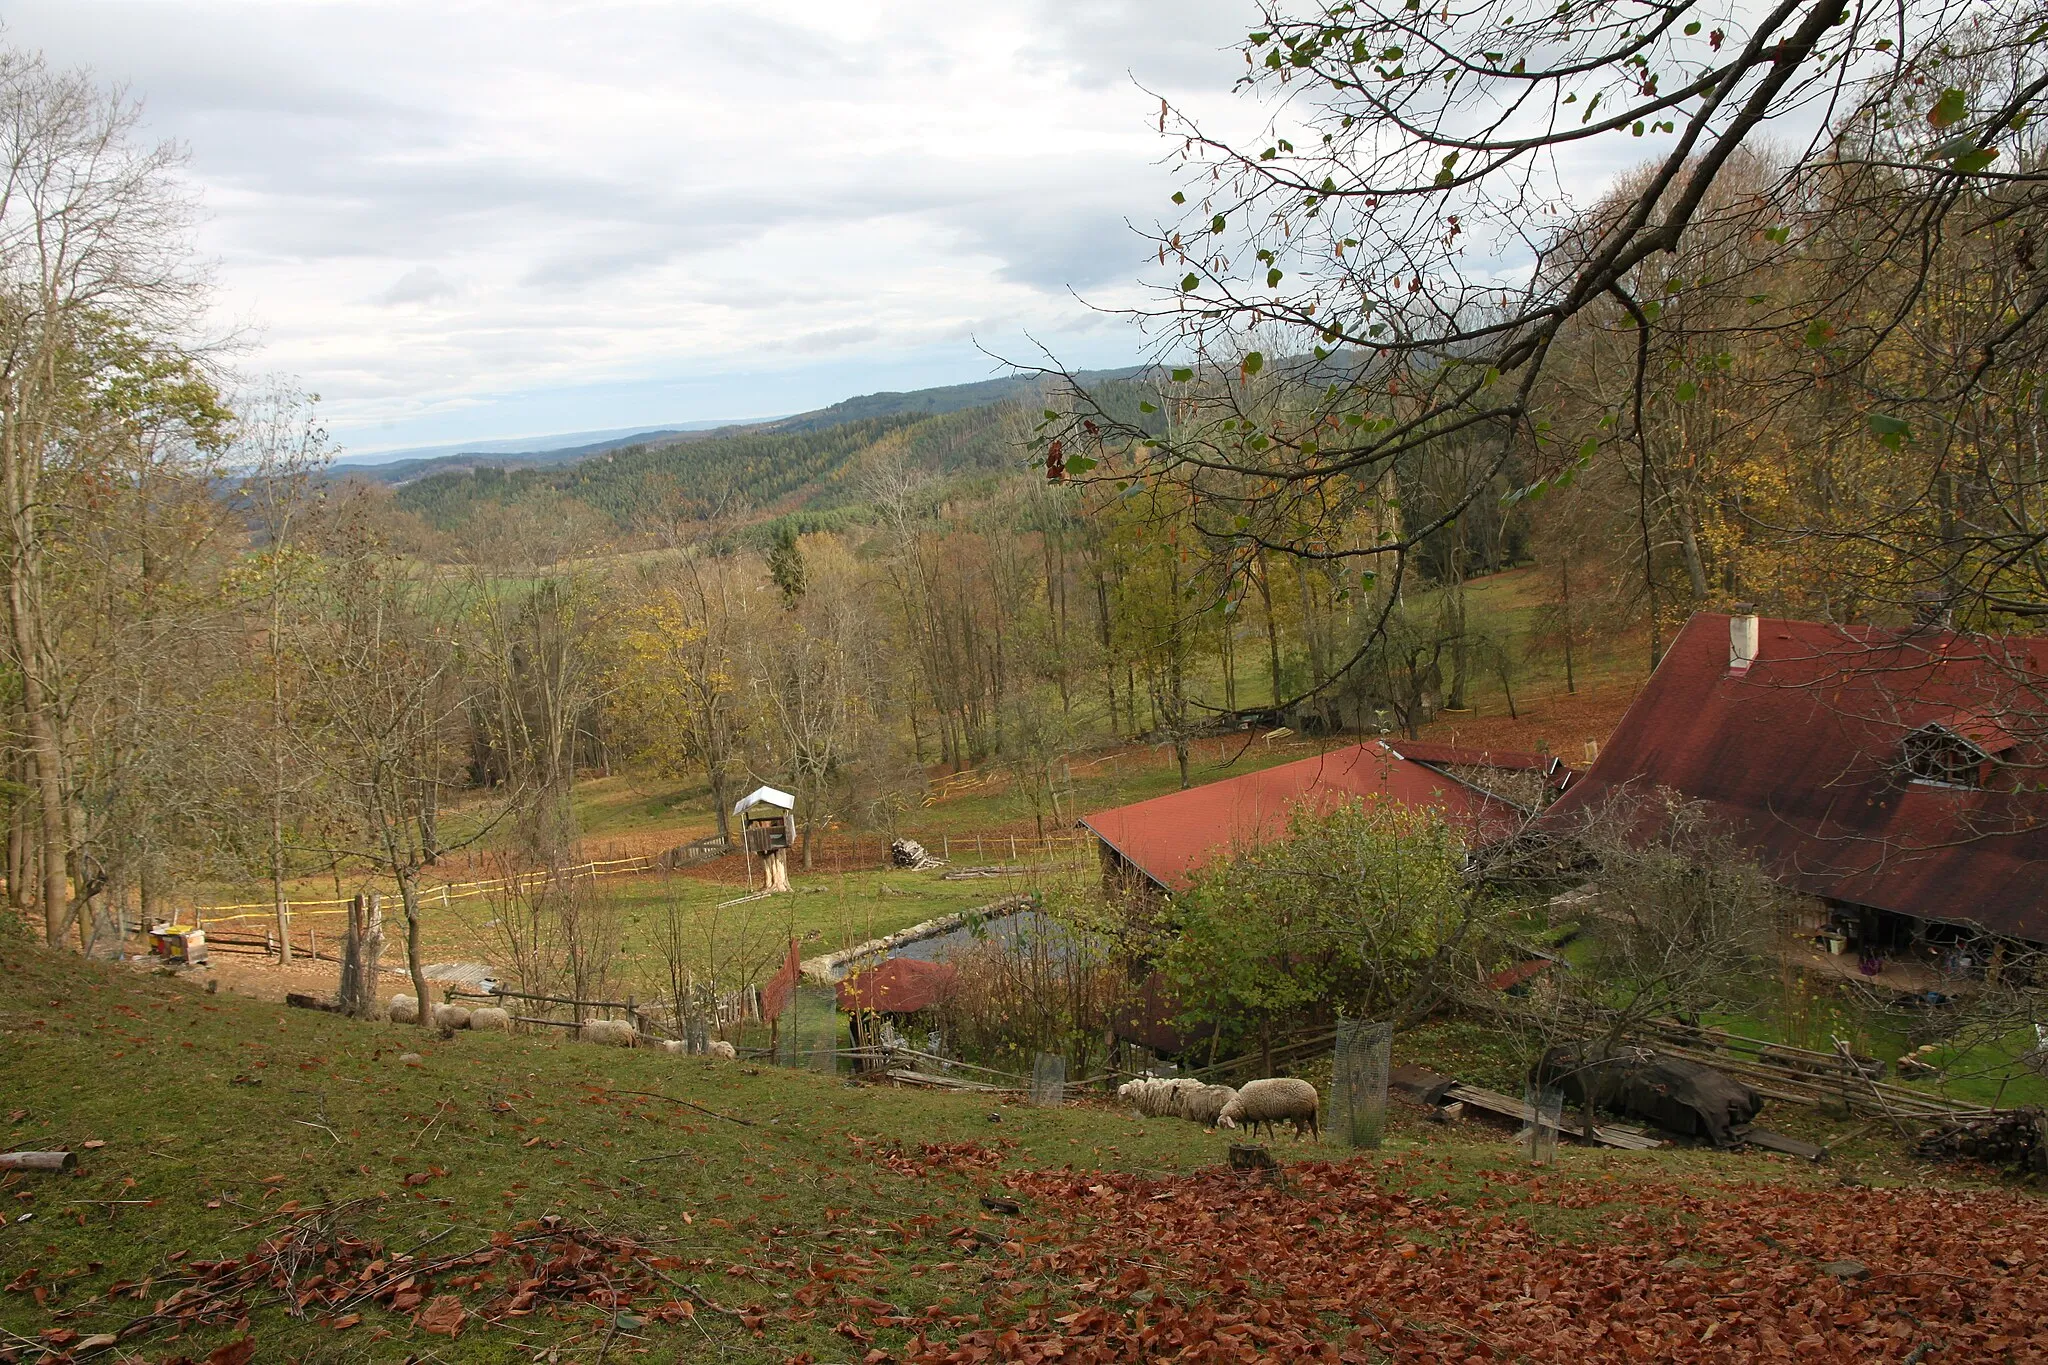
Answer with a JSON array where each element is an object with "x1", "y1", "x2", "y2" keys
[
  {"x1": 1330, "y1": 1020, "x2": 1393, "y2": 1149},
  {"x1": 1031, "y1": 1052, "x2": 1066, "y2": 1107}
]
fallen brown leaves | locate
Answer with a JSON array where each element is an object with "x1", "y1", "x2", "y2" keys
[
  {"x1": 2, "y1": 1207, "x2": 719, "y2": 1363},
  {"x1": 903, "y1": 1159, "x2": 2048, "y2": 1363}
]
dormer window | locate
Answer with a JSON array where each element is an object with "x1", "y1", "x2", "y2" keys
[{"x1": 1902, "y1": 724, "x2": 1990, "y2": 788}]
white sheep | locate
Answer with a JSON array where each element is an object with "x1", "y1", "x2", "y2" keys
[
  {"x1": 658, "y1": 1039, "x2": 688, "y2": 1055},
  {"x1": 1178, "y1": 1083, "x2": 1239, "y2": 1129},
  {"x1": 1217, "y1": 1078, "x2": 1320, "y2": 1141},
  {"x1": 469, "y1": 1006, "x2": 511, "y2": 1032},
  {"x1": 706, "y1": 1039, "x2": 738, "y2": 1059},
  {"x1": 431, "y1": 1003, "x2": 472, "y2": 1030},
  {"x1": 387, "y1": 994, "x2": 419, "y2": 1024},
  {"x1": 580, "y1": 1019, "x2": 635, "y2": 1047},
  {"x1": 1117, "y1": 1076, "x2": 1206, "y2": 1120}
]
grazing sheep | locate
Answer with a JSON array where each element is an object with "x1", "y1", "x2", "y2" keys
[
  {"x1": 580, "y1": 1019, "x2": 635, "y2": 1047},
  {"x1": 1117, "y1": 1078, "x2": 1173, "y2": 1117},
  {"x1": 469, "y1": 1006, "x2": 511, "y2": 1032},
  {"x1": 1117, "y1": 1076, "x2": 1210, "y2": 1120},
  {"x1": 1178, "y1": 1083, "x2": 1239, "y2": 1129},
  {"x1": 387, "y1": 994, "x2": 419, "y2": 1024},
  {"x1": 707, "y1": 1039, "x2": 738, "y2": 1060},
  {"x1": 431, "y1": 1003, "x2": 472, "y2": 1030},
  {"x1": 1217, "y1": 1078, "x2": 1320, "y2": 1141}
]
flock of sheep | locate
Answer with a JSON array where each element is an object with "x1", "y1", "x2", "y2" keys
[
  {"x1": 385, "y1": 994, "x2": 737, "y2": 1057},
  {"x1": 1118, "y1": 1075, "x2": 1321, "y2": 1140}
]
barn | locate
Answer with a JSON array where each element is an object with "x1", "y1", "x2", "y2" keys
[
  {"x1": 1078, "y1": 739, "x2": 1531, "y2": 895},
  {"x1": 1545, "y1": 610, "x2": 2048, "y2": 949}
]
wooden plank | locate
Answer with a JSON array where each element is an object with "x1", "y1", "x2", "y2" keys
[
  {"x1": 1389, "y1": 1064, "x2": 1457, "y2": 1107},
  {"x1": 1736, "y1": 1127, "x2": 1829, "y2": 1162},
  {"x1": 1444, "y1": 1084, "x2": 1662, "y2": 1150}
]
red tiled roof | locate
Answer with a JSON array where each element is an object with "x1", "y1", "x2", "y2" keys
[
  {"x1": 1079, "y1": 741, "x2": 1523, "y2": 892},
  {"x1": 1383, "y1": 739, "x2": 1567, "y2": 775},
  {"x1": 1544, "y1": 612, "x2": 2048, "y2": 940},
  {"x1": 836, "y1": 957, "x2": 957, "y2": 1015}
]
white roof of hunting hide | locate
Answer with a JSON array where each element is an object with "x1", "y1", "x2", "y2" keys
[{"x1": 733, "y1": 785, "x2": 796, "y2": 816}]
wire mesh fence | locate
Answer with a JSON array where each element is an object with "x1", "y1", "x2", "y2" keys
[
  {"x1": 1031, "y1": 1052, "x2": 1067, "y2": 1107},
  {"x1": 1330, "y1": 1019, "x2": 1393, "y2": 1149},
  {"x1": 1523, "y1": 1083, "x2": 1565, "y2": 1165}
]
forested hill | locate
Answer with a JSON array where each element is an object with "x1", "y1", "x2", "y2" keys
[{"x1": 391, "y1": 366, "x2": 1155, "y2": 537}]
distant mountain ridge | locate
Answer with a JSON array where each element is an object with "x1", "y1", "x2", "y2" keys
[
  {"x1": 389, "y1": 364, "x2": 1160, "y2": 536},
  {"x1": 348, "y1": 365, "x2": 1149, "y2": 489}
]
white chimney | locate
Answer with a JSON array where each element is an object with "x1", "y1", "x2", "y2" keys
[{"x1": 1729, "y1": 607, "x2": 1760, "y2": 674}]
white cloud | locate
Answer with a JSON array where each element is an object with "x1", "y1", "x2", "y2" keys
[
  {"x1": 1, "y1": 0, "x2": 1253, "y2": 449},
  {"x1": 376, "y1": 265, "x2": 462, "y2": 306}
]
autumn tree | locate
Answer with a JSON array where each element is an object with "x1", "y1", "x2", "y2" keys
[
  {"x1": 1033, "y1": 0, "x2": 2048, "y2": 691},
  {"x1": 0, "y1": 50, "x2": 211, "y2": 946}
]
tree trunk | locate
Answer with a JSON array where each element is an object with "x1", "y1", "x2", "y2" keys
[
  {"x1": 271, "y1": 605, "x2": 292, "y2": 963},
  {"x1": 1254, "y1": 549, "x2": 1283, "y2": 708},
  {"x1": 401, "y1": 870, "x2": 430, "y2": 1028}
]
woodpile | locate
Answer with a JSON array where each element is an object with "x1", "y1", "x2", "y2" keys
[
  {"x1": 1914, "y1": 1107, "x2": 2048, "y2": 1173},
  {"x1": 890, "y1": 838, "x2": 943, "y2": 869}
]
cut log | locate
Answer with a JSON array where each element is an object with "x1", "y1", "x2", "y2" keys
[{"x1": 0, "y1": 1151, "x2": 76, "y2": 1172}]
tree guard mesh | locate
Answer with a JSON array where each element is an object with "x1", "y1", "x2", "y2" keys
[
  {"x1": 1331, "y1": 1020, "x2": 1393, "y2": 1149},
  {"x1": 1031, "y1": 1052, "x2": 1067, "y2": 1107}
]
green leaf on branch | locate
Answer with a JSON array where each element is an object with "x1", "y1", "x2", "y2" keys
[
  {"x1": 1867, "y1": 412, "x2": 1912, "y2": 448},
  {"x1": 1181, "y1": 273, "x2": 1200, "y2": 292},
  {"x1": 1171, "y1": 368, "x2": 1194, "y2": 382},
  {"x1": 1242, "y1": 351, "x2": 1265, "y2": 376},
  {"x1": 1928, "y1": 88, "x2": 1968, "y2": 129}
]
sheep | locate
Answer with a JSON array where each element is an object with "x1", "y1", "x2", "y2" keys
[
  {"x1": 580, "y1": 1019, "x2": 635, "y2": 1047},
  {"x1": 1117, "y1": 1078, "x2": 1174, "y2": 1117},
  {"x1": 1117, "y1": 1076, "x2": 1209, "y2": 1120},
  {"x1": 387, "y1": 994, "x2": 419, "y2": 1024},
  {"x1": 706, "y1": 1039, "x2": 738, "y2": 1060},
  {"x1": 1178, "y1": 1083, "x2": 1239, "y2": 1129},
  {"x1": 469, "y1": 1006, "x2": 511, "y2": 1032},
  {"x1": 1217, "y1": 1078, "x2": 1320, "y2": 1141},
  {"x1": 431, "y1": 1003, "x2": 472, "y2": 1030}
]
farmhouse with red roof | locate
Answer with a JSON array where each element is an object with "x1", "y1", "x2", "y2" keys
[
  {"x1": 1079, "y1": 740, "x2": 1530, "y2": 893},
  {"x1": 1546, "y1": 611, "x2": 2048, "y2": 945}
]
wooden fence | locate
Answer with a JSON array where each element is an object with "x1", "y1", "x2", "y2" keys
[{"x1": 188, "y1": 829, "x2": 1097, "y2": 946}]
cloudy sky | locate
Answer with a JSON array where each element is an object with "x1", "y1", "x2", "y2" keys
[{"x1": 4, "y1": 1, "x2": 1255, "y2": 455}]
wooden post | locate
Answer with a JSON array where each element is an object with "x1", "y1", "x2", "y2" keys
[{"x1": 1010, "y1": 835, "x2": 1017, "y2": 862}]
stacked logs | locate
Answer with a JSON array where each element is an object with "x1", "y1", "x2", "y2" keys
[{"x1": 1914, "y1": 1106, "x2": 2048, "y2": 1174}]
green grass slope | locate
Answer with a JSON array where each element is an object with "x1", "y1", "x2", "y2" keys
[
  {"x1": 0, "y1": 941, "x2": 1218, "y2": 1362},
  {"x1": 7, "y1": 940, "x2": 2039, "y2": 1363}
]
